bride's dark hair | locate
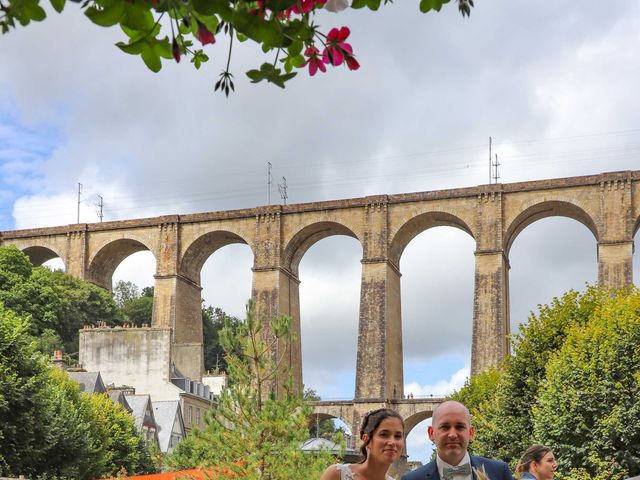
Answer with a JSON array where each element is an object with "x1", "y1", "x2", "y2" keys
[{"x1": 358, "y1": 408, "x2": 404, "y2": 463}]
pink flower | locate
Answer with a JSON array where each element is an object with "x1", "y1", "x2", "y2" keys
[
  {"x1": 345, "y1": 52, "x2": 359, "y2": 70},
  {"x1": 288, "y1": 0, "x2": 326, "y2": 15},
  {"x1": 197, "y1": 21, "x2": 215, "y2": 45},
  {"x1": 322, "y1": 26, "x2": 351, "y2": 66},
  {"x1": 303, "y1": 46, "x2": 326, "y2": 76},
  {"x1": 249, "y1": 0, "x2": 266, "y2": 16}
]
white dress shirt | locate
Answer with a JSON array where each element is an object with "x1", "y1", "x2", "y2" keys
[{"x1": 436, "y1": 452, "x2": 473, "y2": 480}]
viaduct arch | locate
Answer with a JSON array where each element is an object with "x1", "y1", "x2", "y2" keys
[{"x1": 2, "y1": 171, "x2": 638, "y2": 392}]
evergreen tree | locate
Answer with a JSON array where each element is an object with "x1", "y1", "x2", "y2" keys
[{"x1": 167, "y1": 300, "x2": 336, "y2": 479}]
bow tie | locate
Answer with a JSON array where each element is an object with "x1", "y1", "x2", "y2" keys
[{"x1": 442, "y1": 463, "x2": 472, "y2": 480}]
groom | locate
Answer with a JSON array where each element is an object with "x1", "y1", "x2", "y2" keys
[{"x1": 401, "y1": 400, "x2": 514, "y2": 480}]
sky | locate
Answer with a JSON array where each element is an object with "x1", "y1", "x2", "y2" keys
[{"x1": 1, "y1": 0, "x2": 640, "y2": 464}]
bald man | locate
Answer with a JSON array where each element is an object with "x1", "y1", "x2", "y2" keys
[{"x1": 401, "y1": 400, "x2": 514, "y2": 480}]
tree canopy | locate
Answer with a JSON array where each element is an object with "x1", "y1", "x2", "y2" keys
[
  {"x1": 0, "y1": 303, "x2": 155, "y2": 479},
  {"x1": 0, "y1": 0, "x2": 473, "y2": 93},
  {"x1": 0, "y1": 246, "x2": 121, "y2": 355},
  {"x1": 452, "y1": 286, "x2": 640, "y2": 480}
]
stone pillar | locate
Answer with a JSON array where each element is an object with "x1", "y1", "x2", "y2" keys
[
  {"x1": 251, "y1": 267, "x2": 302, "y2": 392},
  {"x1": 251, "y1": 209, "x2": 303, "y2": 394},
  {"x1": 471, "y1": 190, "x2": 509, "y2": 376},
  {"x1": 355, "y1": 200, "x2": 403, "y2": 400},
  {"x1": 153, "y1": 220, "x2": 204, "y2": 381},
  {"x1": 471, "y1": 250, "x2": 509, "y2": 376},
  {"x1": 356, "y1": 260, "x2": 403, "y2": 400},
  {"x1": 598, "y1": 241, "x2": 634, "y2": 289},
  {"x1": 66, "y1": 227, "x2": 88, "y2": 280},
  {"x1": 598, "y1": 177, "x2": 634, "y2": 289}
]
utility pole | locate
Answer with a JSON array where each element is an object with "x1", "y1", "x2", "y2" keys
[
  {"x1": 77, "y1": 182, "x2": 83, "y2": 223},
  {"x1": 278, "y1": 177, "x2": 288, "y2": 205},
  {"x1": 492, "y1": 153, "x2": 500, "y2": 184},
  {"x1": 488, "y1": 136, "x2": 492, "y2": 184},
  {"x1": 96, "y1": 195, "x2": 104, "y2": 222},
  {"x1": 267, "y1": 162, "x2": 272, "y2": 205}
]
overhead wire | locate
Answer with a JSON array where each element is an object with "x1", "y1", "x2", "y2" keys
[{"x1": 6, "y1": 127, "x2": 640, "y2": 225}]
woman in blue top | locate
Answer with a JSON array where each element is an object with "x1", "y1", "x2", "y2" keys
[{"x1": 515, "y1": 444, "x2": 557, "y2": 480}]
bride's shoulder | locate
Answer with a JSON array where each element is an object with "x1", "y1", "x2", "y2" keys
[{"x1": 320, "y1": 463, "x2": 352, "y2": 480}]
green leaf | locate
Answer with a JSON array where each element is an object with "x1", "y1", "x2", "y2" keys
[
  {"x1": 282, "y1": 19, "x2": 313, "y2": 42},
  {"x1": 121, "y1": 2, "x2": 154, "y2": 31},
  {"x1": 85, "y1": 0, "x2": 125, "y2": 27},
  {"x1": 290, "y1": 54, "x2": 305, "y2": 68},
  {"x1": 26, "y1": 3, "x2": 46, "y2": 21},
  {"x1": 246, "y1": 62, "x2": 296, "y2": 88},
  {"x1": 121, "y1": 22, "x2": 160, "y2": 40},
  {"x1": 264, "y1": 0, "x2": 297, "y2": 11},
  {"x1": 153, "y1": 36, "x2": 172, "y2": 59},
  {"x1": 419, "y1": 0, "x2": 448, "y2": 13},
  {"x1": 116, "y1": 39, "x2": 147, "y2": 55},
  {"x1": 141, "y1": 47, "x2": 162, "y2": 72},
  {"x1": 191, "y1": 0, "x2": 229, "y2": 17},
  {"x1": 233, "y1": 13, "x2": 288, "y2": 48},
  {"x1": 49, "y1": 0, "x2": 66, "y2": 14},
  {"x1": 246, "y1": 68, "x2": 265, "y2": 83},
  {"x1": 191, "y1": 50, "x2": 209, "y2": 69},
  {"x1": 17, "y1": 0, "x2": 47, "y2": 24},
  {"x1": 351, "y1": 0, "x2": 381, "y2": 10},
  {"x1": 287, "y1": 40, "x2": 302, "y2": 57}
]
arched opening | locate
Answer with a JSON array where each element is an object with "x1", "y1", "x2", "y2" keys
[
  {"x1": 22, "y1": 246, "x2": 65, "y2": 269},
  {"x1": 308, "y1": 413, "x2": 352, "y2": 442},
  {"x1": 181, "y1": 231, "x2": 254, "y2": 374},
  {"x1": 400, "y1": 225, "x2": 475, "y2": 401},
  {"x1": 88, "y1": 238, "x2": 153, "y2": 290},
  {"x1": 200, "y1": 243, "x2": 253, "y2": 323},
  {"x1": 112, "y1": 250, "x2": 157, "y2": 326},
  {"x1": 505, "y1": 201, "x2": 598, "y2": 255},
  {"x1": 509, "y1": 217, "x2": 597, "y2": 335},
  {"x1": 404, "y1": 414, "x2": 433, "y2": 466},
  {"x1": 298, "y1": 235, "x2": 362, "y2": 400},
  {"x1": 43, "y1": 257, "x2": 65, "y2": 271}
]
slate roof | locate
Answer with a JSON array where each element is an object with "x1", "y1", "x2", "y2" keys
[
  {"x1": 107, "y1": 389, "x2": 133, "y2": 413},
  {"x1": 67, "y1": 371, "x2": 106, "y2": 395},
  {"x1": 125, "y1": 394, "x2": 155, "y2": 430},
  {"x1": 153, "y1": 400, "x2": 184, "y2": 453}
]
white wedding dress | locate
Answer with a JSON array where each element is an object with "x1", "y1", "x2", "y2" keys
[{"x1": 334, "y1": 463, "x2": 394, "y2": 480}]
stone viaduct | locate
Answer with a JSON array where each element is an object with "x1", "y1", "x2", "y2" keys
[{"x1": 1, "y1": 170, "x2": 638, "y2": 440}]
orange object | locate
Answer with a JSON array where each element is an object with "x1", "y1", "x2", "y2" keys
[{"x1": 123, "y1": 466, "x2": 237, "y2": 479}]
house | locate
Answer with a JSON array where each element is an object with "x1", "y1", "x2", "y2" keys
[
  {"x1": 79, "y1": 325, "x2": 216, "y2": 436},
  {"x1": 124, "y1": 394, "x2": 160, "y2": 450},
  {"x1": 153, "y1": 400, "x2": 186, "y2": 453}
]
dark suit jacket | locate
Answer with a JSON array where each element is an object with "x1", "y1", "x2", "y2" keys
[{"x1": 401, "y1": 455, "x2": 515, "y2": 480}]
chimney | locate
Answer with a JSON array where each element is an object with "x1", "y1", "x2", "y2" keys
[{"x1": 50, "y1": 350, "x2": 68, "y2": 369}]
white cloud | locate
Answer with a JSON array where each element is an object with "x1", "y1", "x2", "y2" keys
[{"x1": 405, "y1": 364, "x2": 470, "y2": 398}]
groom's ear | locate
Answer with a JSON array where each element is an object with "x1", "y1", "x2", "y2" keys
[
  {"x1": 469, "y1": 425, "x2": 475, "y2": 441},
  {"x1": 427, "y1": 425, "x2": 435, "y2": 441}
]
